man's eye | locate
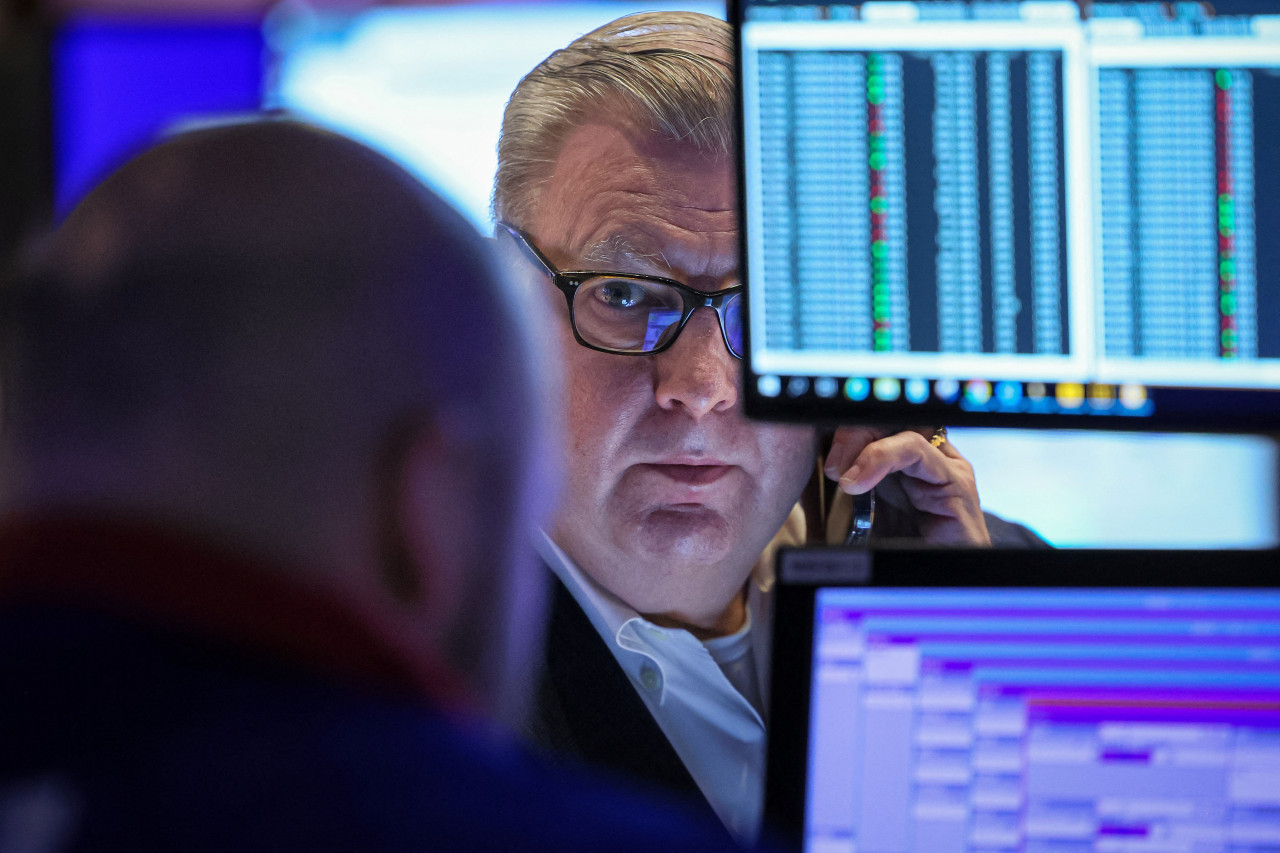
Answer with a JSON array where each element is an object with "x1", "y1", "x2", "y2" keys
[{"x1": 596, "y1": 279, "x2": 650, "y2": 309}]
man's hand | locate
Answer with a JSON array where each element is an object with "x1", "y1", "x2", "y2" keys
[{"x1": 823, "y1": 426, "x2": 991, "y2": 546}]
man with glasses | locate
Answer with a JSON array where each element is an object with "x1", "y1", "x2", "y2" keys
[{"x1": 494, "y1": 11, "x2": 1011, "y2": 845}]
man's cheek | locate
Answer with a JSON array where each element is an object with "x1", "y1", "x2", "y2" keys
[{"x1": 763, "y1": 426, "x2": 821, "y2": 490}]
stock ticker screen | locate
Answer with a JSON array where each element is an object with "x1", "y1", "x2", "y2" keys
[{"x1": 736, "y1": 1, "x2": 1280, "y2": 429}]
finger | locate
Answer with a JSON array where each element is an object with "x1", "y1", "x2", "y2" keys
[
  {"x1": 918, "y1": 511, "x2": 991, "y2": 546},
  {"x1": 838, "y1": 431, "x2": 950, "y2": 494},
  {"x1": 873, "y1": 472, "x2": 991, "y2": 545},
  {"x1": 828, "y1": 425, "x2": 956, "y2": 477},
  {"x1": 934, "y1": 435, "x2": 963, "y2": 458},
  {"x1": 899, "y1": 473, "x2": 977, "y2": 516},
  {"x1": 824, "y1": 425, "x2": 885, "y2": 480},
  {"x1": 906, "y1": 425, "x2": 941, "y2": 445},
  {"x1": 869, "y1": 471, "x2": 910, "y2": 510}
]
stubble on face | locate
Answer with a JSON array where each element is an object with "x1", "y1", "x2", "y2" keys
[{"x1": 529, "y1": 116, "x2": 815, "y2": 635}]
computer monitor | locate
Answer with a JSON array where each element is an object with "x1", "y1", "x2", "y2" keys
[
  {"x1": 765, "y1": 546, "x2": 1280, "y2": 851},
  {"x1": 734, "y1": 0, "x2": 1280, "y2": 430}
]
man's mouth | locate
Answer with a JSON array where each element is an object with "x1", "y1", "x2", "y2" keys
[{"x1": 639, "y1": 463, "x2": 733, "y2": 485}]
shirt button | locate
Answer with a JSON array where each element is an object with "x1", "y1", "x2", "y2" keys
[{"x1": 640, "y1": 666, "x2": 662, "y2": 692}]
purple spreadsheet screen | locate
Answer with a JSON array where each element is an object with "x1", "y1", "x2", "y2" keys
[{"x1": 804, "y1": 588, "x2": 1280, "y2": 853}]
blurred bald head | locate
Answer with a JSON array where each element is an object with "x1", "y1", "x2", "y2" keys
[{"x1": 5, "y1": 120, "x2": 557, "y2": 723}]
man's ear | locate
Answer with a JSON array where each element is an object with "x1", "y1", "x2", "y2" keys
[{"x1": 377, "y1": 415, "x2": 475, "y2": 645}]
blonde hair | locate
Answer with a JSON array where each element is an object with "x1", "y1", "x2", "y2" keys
[{"x1": 492, "y1": 11, "x2": 734, "y2": 228}]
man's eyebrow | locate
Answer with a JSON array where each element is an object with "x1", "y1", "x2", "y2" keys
[{"x1": 579, "y1": 235, "x2": 670, "y2": 271}]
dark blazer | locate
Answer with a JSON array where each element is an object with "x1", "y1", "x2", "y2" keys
[
  {"x1": 986, "y1": 511, "x2": 1053, "y2": 548},
  {"x1": 526, "y1": 576, "x2": 709, "y2": 802},
  {"x1": 526, "y1": 510, "x2": 1047, "y2": 806}
]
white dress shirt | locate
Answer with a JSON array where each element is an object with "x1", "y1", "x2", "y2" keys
[{"x1": 536, "y1": 506, "x2": 805, "y2": 844}]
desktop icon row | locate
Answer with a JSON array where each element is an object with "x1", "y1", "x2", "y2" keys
[{"x1": 756, "y1": 375, "x2": 1153, "y2": 416}]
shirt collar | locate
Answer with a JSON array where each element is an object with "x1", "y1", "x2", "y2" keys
[
  {"x1": 538, "y1": 532, "x2": 715, "y2": 707},
  {"x1": 536, "y1": 531, "x2": 639, "y2": 643}
]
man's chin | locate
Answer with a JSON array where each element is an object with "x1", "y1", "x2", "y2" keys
[{"x1": 628, "y1": 505, "x2": 738, "y2": 564}]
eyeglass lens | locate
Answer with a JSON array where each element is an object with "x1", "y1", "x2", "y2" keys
[{"x1": 573, "y1": 277, "x2": 743, "y2": 356}]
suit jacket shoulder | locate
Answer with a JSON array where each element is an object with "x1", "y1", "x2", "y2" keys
[{"x1": 984, "y1": 511, "x2": 1053, "y2": 548}]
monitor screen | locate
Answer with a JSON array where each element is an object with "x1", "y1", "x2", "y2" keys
[
  {"x1": 51, "y1": 17, "x2": 265, "y2": 218},
  {"x1": 804, "y1": 585, "x2": 1280, "y2": 851},
  {"x1": 764, "y1": 548, "x2": 1280, "y2": 851},
  {"x1": 734, "y1": 0, "x2": 1280, "y2": 430}
]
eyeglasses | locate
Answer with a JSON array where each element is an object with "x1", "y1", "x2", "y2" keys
[{"x1": 497, "y1": 222, "x2": 744, "y2": 359}]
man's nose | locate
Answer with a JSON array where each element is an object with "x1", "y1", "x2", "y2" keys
[{"x1": 653, "y1": 307, "x2": 738, "y2": 419}]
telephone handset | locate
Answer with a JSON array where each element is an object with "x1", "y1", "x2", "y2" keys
[{"x1": 814, "y1": 425, "x2": 948, "y2": 546}]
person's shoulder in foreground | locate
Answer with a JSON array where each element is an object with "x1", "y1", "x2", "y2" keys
[
  {"x1": 0, "y1": 525, "x2": 743, "y2": 853},
  {"x1": 0, "y1": 119, "x2": 755, "y2": 852}
]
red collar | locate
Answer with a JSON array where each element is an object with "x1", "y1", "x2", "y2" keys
[{"x1": 0, "y1": 513, "x2": 470, "y2": 710}]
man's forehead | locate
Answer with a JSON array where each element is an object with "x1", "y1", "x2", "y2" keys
[
  {"x1": 577, "y1": 219, "x2": 736, "y2": 282},
  {"x1": 581, "y1": 234, "x2": 665, "y2": 267},
  {"x1": 534, "y1": 120, "x2": 738, "y2": 281}
]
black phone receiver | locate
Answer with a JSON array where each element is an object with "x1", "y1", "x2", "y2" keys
[{"x1": 845, "y1": 489, "x2": 875, "y2": 547}]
